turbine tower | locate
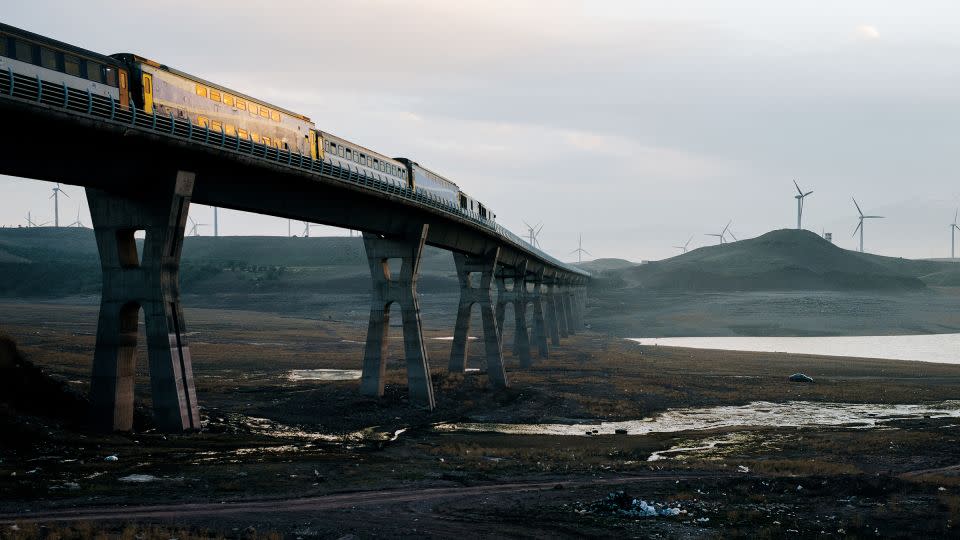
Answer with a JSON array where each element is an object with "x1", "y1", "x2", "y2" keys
[
  {"x1": 25, "y1": 212, "x2": 49, "y2": 227},
  {"x1": 49, "y1": 183, "x2": 69, "y2": 227},
  {"x1": 67, "y1": 206, "x2": 86, "y2": 228},
  {"x1": 951, "y1": 209, "x2": 960, "y2": 259},
  {"x1": 523, "y1": 220, "x2": 543, "y2": 248},
  {"x1": 852, "y1": 198, "x2": 883, "y2": 253},
  {"x1": 570, "y1": 234, "x2": 591, "y2": 263},
  {"x1": 302, "y1": 221, "x2": 311, "y2": 238},
  {"x1": 213, "y1": 207, "x2": 219, "y2": 237},
  {"x1": 793, "y1": 179, "x2": 813, "y2": 229},
  {"x1": 673, "y1": 235, "x2": 694, "y2": 254}
]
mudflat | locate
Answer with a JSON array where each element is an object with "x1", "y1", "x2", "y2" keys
[{"x1": 1, "y1": 301, "x2": 960, "y2": 537}]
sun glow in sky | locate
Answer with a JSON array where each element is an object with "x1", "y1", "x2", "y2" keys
[{"x1": 2, "y1": 1, "x2": 959, "y2": 260}]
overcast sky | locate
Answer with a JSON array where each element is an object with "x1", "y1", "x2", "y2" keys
[{"x1": 3, "y1": 1, "x2": 960, "y2": 261}]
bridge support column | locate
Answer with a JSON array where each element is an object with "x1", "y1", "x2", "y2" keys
[
  {"x1": 564, "y1": 282, "x2": 578, "y2": 335},
  {"x1": 555, "y1": 283, "x2": 570, "y2": 338},
  {"x1": 449, "y1": 249, "x2": 508, "y2": 388},
  {"x1": 360, "y1": 225, "x2": 435, "y2": 410},
  {"x1": 529, "y1": 269, "x2": 549, "y2": 358},
  {"x1": 494, "y1": 262, "x2": 531, "y2": 368},
  {"x1": 545, "y1": 277, "x2": 561, "y2": 346},
  {"x1": 87, "y1": 171, "x2": 200, "y2": 433}
]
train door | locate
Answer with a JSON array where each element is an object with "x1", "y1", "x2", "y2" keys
[
  {"x1": 118, "y1": 70, "x2": 129, "y2": 109},
  {"x1": 142, "y1": 72, "x2": 153, "y2": 114}
]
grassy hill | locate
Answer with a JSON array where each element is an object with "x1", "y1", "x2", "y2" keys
[
  {"x1": 572, "y1": 258, "x2": 637, "y2": 273},
  {"x1": 604, "y1": 229, "x2": 952, "y2": 292},
  {"x1": 0, "y1": 227, "x2": 458, "y2": 297}
]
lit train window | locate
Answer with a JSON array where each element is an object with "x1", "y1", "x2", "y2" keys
[
  {"x1": 263, "y1": 136, "x2": 271, "y2": 146},
  {"x1": 271, "y1": 111, "x2": 280, "y2": 122},
  {"x1": 223, "y1": 94, "x2": 234, "y2": 107},
  {"x1": 62, "y1": 54, "x2": 81, "y2": 77},
  {"x1": 210, "y1": 120, "x2": 222, "y2": 131},
  {"x1": 196, "y1": 116, "x2": 209, "y2": 128},
  {"x1": 259, "y1": 107, "x2": 269, "y2": 119},
  {"x1": 119, "y1": 71, "x2": 127, "y2": 88},
  {"x1": 86, "y1": 61, "x2": 104, "y2": 84},
  {"x1": 238, "y1": 128, "x2": 248, "y2": 139},
  {"x1": 225, "y1": 124, "x2": 236, "y2": 136},
  {"x1": 40, "y1": 47, "x2": 56, "y2": 70},
  {"x1": 209, "y1": 89, "x2": 222, "y2": 102},
  {"x1": 195, "y1": 84, "x2": 207, "y2": 97},
  {"x1": 13, "y1": 40, "x2": 32, "y2": 63},
  {"x1": 235, "y1": 98, "x2": 246, "y2": 111},
  {"x1": 249, "y1": 104, "x2": 258, "y2": 116},
  {"x1": 104, "y1": 67, "x2": 117, "y2": 87}
]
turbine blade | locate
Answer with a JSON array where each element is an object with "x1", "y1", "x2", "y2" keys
[
  {"x1": 794, "y1": 179, "x2": 802, "y2": 195},
  {"x1": 852, "y1": 197, "x2": 863, "y2": 216},
  {"x1": 61, "y1": 189, "x2": 71, "y2": 199},
  {"x1": 852, "y1": 221, "x2": 862, "y2": 236},
  {"x1": 863, "y1": 215, "x2": 884, "y2": 219},
  {"x1": 803, "y1": 190, "x2": 813, "y2": 197}
]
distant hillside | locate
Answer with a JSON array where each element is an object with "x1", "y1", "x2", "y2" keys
[
  {"x1": 606, "y1": 229, "x2": 952, "y2": 292},
  {"x1": 572, "y1": 258, "x2": 637, "y2": 273},
  {"x1": 0, "y1": 228, "x2": 458, "y2": 297}
]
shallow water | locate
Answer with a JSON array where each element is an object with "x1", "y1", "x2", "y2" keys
[
  {"x1": 288, "y1": 369, "x2": 362, "y2": 381},
  {"x1": 434, "y1": 400, "x2": 960, "y2": 437},
  {"x1": 629, "y1": 334, "x2": 960, "y2": 364}
]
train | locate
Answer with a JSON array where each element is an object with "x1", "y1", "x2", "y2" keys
[{"x1": 0, "y1": 22, "x2": 496, "y2": 223}]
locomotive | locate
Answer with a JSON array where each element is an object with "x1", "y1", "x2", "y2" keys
[{"x1": 0, "y1": 22, "x2": 495, "y2": 222}]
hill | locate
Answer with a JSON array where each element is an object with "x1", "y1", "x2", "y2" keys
[
  {"x1": 0, "y1": 228, "x2": 458, "y2": 297},
  {"x1": 572, "y1": 258, "x2": 637, "y2": 273},
  {"x1": 606, "y1": 229, "x2": 952, "y2": 292}
]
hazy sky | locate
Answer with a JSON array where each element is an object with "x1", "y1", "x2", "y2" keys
[{"x1": 3, "y1": 1, "x2": 960, "y2": 261}]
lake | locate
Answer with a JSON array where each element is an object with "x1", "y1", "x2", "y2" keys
[{"x1": 629, "y1": 334, "x2": 960, "y2": 364}]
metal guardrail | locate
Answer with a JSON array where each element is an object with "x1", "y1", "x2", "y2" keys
[{"x1": 0, "y1": 68, "x2": 590, "y2": 278}]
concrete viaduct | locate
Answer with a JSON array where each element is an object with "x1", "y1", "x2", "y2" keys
[{"x1": 0, "y1": 73, "x2": 590, "y2": 433}]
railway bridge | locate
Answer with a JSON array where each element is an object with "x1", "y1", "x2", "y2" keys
[{"x1": 0, "y1": 73, "x2": 590, "y2": 432}]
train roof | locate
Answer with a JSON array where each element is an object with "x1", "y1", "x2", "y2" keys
[
  {"x1": 112, "y1": 53, "x2": 312, "y2": 122},
  {"x1": 0, "y1": 22, "x2": 125, "y2": 67},
  {"x1": 317, "y1": 130, "x2": 405, "y2": 165},
  {"x1": 397, "y1": 159, "x2": 459, "y2": 188}
]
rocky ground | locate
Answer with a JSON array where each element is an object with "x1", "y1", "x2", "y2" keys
[{"x1": 1, "y1": 301, "x2": 960, "y2": 537}]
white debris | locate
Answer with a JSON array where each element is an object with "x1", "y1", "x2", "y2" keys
[
  {"x1": 737, "y1": 465, "x2": 750, "y2": 473},
  {"x1": 104, "y1": 455, "x2": 118, "y2": 462},
  {"x1": 939, "y1": 486, "x2": 947, "y2": 491},
  {"x1": 697, "y1": 517, "x2": 710, "y2": 523},
  {"x1": 118, "y1": 474, "x2": 157, "y2": 483}
]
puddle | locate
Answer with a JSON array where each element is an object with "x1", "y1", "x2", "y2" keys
[
  {"x1": 434, "y1": 400, "x2": 960, "y2": 437},
  {"x1": 647, "y1": 432, "x2": 771, "y2": 462},
  {"x1": 431, "y1": 336, "x2": 478, "y2": 341},
  {"x1": 288, "y1": 369, "x2": 362, "y2": 382}
]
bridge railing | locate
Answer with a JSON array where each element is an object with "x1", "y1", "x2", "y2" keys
[{"x1": 1, "y1": 68, "x2": 589, "y2": 278}]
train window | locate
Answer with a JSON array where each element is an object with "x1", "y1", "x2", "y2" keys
[
  {"x1": 196, "y1": 116, "x2": 209, "y2": 128},
  {"x1": 225, "y1": 124, "x2": 236, "y2": 136},
  {"x1": 195, "y1": 84, "x2": 207, "y2": 97},
  {"x1": 259, "y1": 107, "x2": 269, "y2": 119},
  {"x1": 119, "y1": 71, "x2": 127, "y2": 88},
  {"x1": 263, "y1": 136, "x2": 271, "y2": 146},
  {"x1": 86, "y1": 61, "x2": 104, "y2": 84},
  {"x1": 210, "y1": 120, "x2": 222, "y2": 131},
  {"x1": 61, "y1": 54, "x2": 81, "y2": 77},
  {"x1": 103, "y1": 67, "x2": 117, "y2": 87},
  {"x1": 209, "y1": 89, "x2": 222, "y2": 102},
  {"x1": 40, "y1": 47, "x2": 56, "y2": 70},
  {"x1": 235, "y1": 98, "x2": 246, "y2": 111},
  {"x1": 271, "y1": 111, "x2": 280, "y2": 122},
  {"x1": 13, "y1": 39, "x2": 33, "y2": 63},
  {"x1": 249, "y1": 104, "x2": 258, "y2": 116},
  {"x1": 222, "y1": 94, "x2": 234, "y2": 107},
  {"x1": 338, "y1": 146, "x2": 344, "y2": 157},
  {"x1": 238, "y1": 128, "x2": 249, "y2": 139},
  {"x1": 0, "y1": 36, "x2": 6, "y2": 57}
]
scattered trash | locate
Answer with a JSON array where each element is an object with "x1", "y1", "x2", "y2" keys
[
  {"x1": 939, "y1": 486, "x2": 947, "y2": 492},
  {"x1": 737, "y1": 465, "x2": 750, "y2": 473},
  {"x1": 104, "y1": 455, "x2": 118, "y2": 462},
  {"x1": 788, "y1": 373, "x2": 814, "y2": 383},
  {"x1": 573, "y1": 491, "x2": 684, "y2": 519}
]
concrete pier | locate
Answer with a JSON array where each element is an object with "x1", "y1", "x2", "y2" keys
[
  {"x1": 449, "y1": 248, "x2": 509, "y2": 388},
  {"x1": 495, "y1": 261, "x2": 532, "y2": 368},
  {"x1": 544, "y1": 276, "x2": 562, "y2": 346},
  {"x1": 563, "y1": 282, "x2": 577, "y2": 335},
  {"x1": 87, "y1": 171, "x2": 200, "y2": 433},
  {"x1": 359, "y1": 225, "x2": 435, "y2": 410},
  {"x1": 529, "y1": 269, "x2": 550, "y2": 358},
  {"x1": 555, "y1": 282, "x2": 570, "y2": 338}
]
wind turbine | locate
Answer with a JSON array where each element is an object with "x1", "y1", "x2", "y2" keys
[
  {"x1": 705, "y1": 220, "x2": 733, "y2": 245},
  {"x1": 793, "y1": 180, "x2": 813, "y2": 229},
  {"x1": 25, "y1": 212, "x2": 49, "y2": 227},
  {"x1": 67, "y1": 206, "x2": 86, "y2": 228},
  {"x1": 570, "y1": 234, "x2": 591, "y2": 263},
  {"x1": 523, "y1": 220, "x2": 543, "y2": 248},
  {"x1": 673, "y1": 235, "x2": 694, "y2": 254},
  {"x1": 302, "y1": 221, "x2": 311, "y2": 238},
  {"x1": 49, "y1": 183, "x2": 69, "y2": 227},
  {"x1": 852, "y1": 198, "x2": 883, "y2": 253},
  {"x1": 187, "y1": 216, "x2": 207, "y2": 237},
  {"x1": 951, "y1": 209, "x2": 960, "y2": 259}
]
